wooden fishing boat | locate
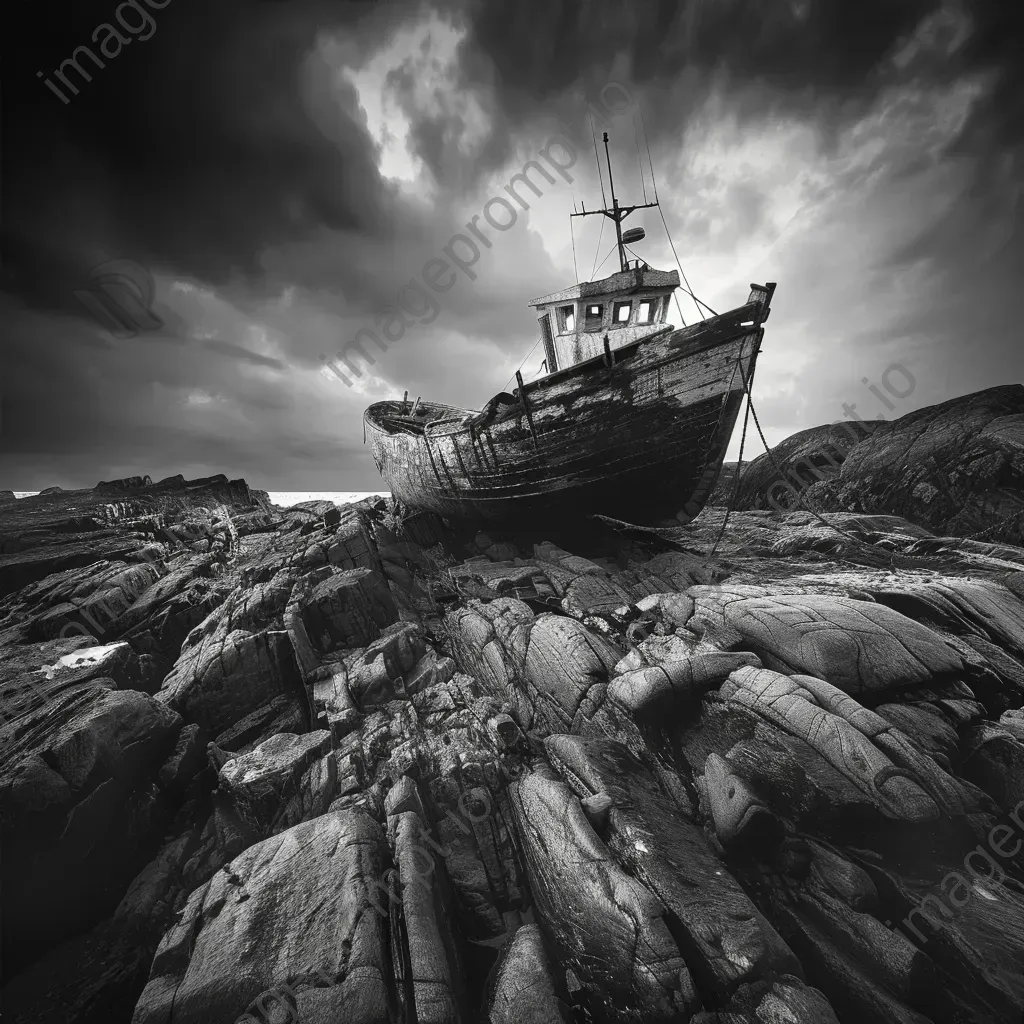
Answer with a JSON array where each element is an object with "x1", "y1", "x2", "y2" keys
[{"x1": 365, "y1": 133, "x2": 776, "y2": 527}]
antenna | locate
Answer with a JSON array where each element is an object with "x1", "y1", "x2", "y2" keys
[
  {"x1": 601, "y1": 133, "x2": 627, "y2": 272},
  {"x1": 570, "y1": 132, "x2": 659, "y2": 278}
]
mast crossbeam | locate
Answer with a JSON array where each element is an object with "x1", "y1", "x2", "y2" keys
[{"x1": 572, "y1": 132, "x2": 661, "y2": 272}]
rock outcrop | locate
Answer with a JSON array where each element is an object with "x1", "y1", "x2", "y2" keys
[
  {"x1": 4, "y1": 460, "x2": 1024, "y2": 1023},
  {"x1": 722, "y1": 385, "x2": 1024, "y2": 549}
]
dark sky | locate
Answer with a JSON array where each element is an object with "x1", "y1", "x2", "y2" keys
[{"x1": 2, "y1": 0, "x2": 1022, "y2": 491}]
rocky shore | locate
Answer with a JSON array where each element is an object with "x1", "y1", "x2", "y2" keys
[
  {"x1": 715, "y1": 384, "x2": 1024, "y2": 548},
  {"x1": 3, "y1": 390, "x2": 1024, "y2": 1023}
]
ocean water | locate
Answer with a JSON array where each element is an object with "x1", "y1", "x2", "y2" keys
[{"x1": 267, "y1": 491, "x2": 390, "y2": 508}]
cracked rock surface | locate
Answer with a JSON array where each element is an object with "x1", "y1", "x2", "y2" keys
[
  {"x1": 3, "y1": 467, "x2": 1024, "y2": 1023},
  {"x1": 720, "y1": 384, "x2": 1024, "y2": 549}
]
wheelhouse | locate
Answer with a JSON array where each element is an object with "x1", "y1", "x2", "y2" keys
[{"x1": 529, "y1": 265, "x2": 679, "y2": 372}]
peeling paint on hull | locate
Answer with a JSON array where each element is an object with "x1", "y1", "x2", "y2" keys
[{"x1": 364, "y1": 285, "x2": 775, "y2": 527}]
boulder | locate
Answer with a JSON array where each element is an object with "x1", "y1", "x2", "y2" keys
[
  {"x1": 722, "y1": 667, "x2": 939, "y2": 823},
  {"x1": 608, "y1": 651, "x2": 761, "y2": 718},
  {"x1": 217, "y1": 731, "x2": 335, "y2": 838},
  {"x1": 509, "y1": 763, "x2": 697, "y2": 1022},
  {"x1": 544, "y1": 734, "x2": 801, "y2": 996},
  {"x1": 689, "y1": 586, "x2": 964, "y2": 695},
  {"x1": 131, "y1": 811, "x2": 392, "y2": 1024},
  {"x1": 96, "y1": 476, "x2": 154, "y2": 492},
  {"x1": 296, "y1": 566, "x2": 398, "y2": 653},
  {"x1": 1, "y1": 685, "x2": 183, "y2": 974},
  {"x1": 521, "y1": 613, "x2": 622, "y2": 732},
  {"x1": 488, "y1": 924, "x2": 572, "y2": 1023},
  {"x1": 735, "y1": 385, "x2": 1024, "y2": 548}
]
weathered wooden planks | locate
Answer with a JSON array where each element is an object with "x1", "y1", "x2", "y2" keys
[{"x1": 364, "y1": 285, "x2": 774, "y2": 525}]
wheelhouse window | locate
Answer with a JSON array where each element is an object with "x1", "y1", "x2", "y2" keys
[
  {"x1": 559, "y1": 305, "x2": 575, "y2": 332},
  {"x1": 613, "y1": 301, "x2": 632, "y2": 325},
  {"x1": 637, "y1": 299, "x2": 654, "y2": 324},
  {"x1": 584, "y1": 303, "x2": 605, "y2": 330}
]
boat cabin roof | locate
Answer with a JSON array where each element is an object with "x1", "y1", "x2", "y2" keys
[{"x1": 529, "y1": 266, "x2": 679, "y2": 308}]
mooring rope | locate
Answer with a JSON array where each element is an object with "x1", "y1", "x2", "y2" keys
[
  {"x1": 708, "y1": 343, "x2": 753, "y2": 558},
  {"x1": 724, "y1": 352, "x2": 890, "y2": 557}
]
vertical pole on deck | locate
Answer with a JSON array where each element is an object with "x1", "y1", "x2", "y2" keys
[{"x1": 516, "y1": 371, "x2": 539, "y2": 451}]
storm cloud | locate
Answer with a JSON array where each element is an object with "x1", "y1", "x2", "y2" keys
[{"x1": 2, "y1": 0, "x2": 1021, "y2": 489}]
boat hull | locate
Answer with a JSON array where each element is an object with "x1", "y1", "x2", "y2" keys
[{"x1": 364, "y1": 284, "x2": 774, "y2": 527}]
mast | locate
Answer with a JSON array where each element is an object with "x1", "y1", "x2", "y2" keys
[
  {"x1": 602, "y1": 132, "x2": 626, "y2": 272},
  {"x1": 571, "y1": 131, "x2": 658, "y2": 278}
]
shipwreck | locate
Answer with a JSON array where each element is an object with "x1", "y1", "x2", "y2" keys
[{"x1": 365, "y1": 132, "x2": 775, "y2": 526}]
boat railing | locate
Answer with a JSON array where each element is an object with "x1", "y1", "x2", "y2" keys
[
  {"x1": 375, "y1": 399, "x2": 471, "y2": 437},
  {"x1": 378, "y1": 413, "x2": 430, "y2": 436},
  {"x1": 424, "y1": 416, "x2": 474, "y2": 438},
  {"x1": 521, "y1": 325, "x2": 673, "y2": 393}
]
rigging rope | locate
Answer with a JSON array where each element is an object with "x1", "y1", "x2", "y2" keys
[
  {"x1": 639, "y1": 109, "x2": 716, "y2": 323},
  {"x1": 672, "y1": 290, "x2": 689, "y2": 330},
  {"x1": 636, "y1": 131, "x2": 648, "y2": 203},
  {"x1": 657, "y1": 203, "x2": 717, "y2": 320},
  {"x1": 590, "y1": 216, "x2": 607, "y2": 280},
  {"x1": 592, "y1": 240, "x2": 619, "y2": 277},
  {"x1": 639, "y1": 105, "x2": 659, "y2": 204},
  {"x1": 503, "y1": 336, "x2": 543, "y2": 394},
  {"x1": 708, "y1": 344, "x2": 752, "y2": 558},
  {"x1": 720, "y1": 351, "x2": 885, "y2": 556},
  {"x1": 677, "y1": 285, "x2": 715, "y2": 318}
]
